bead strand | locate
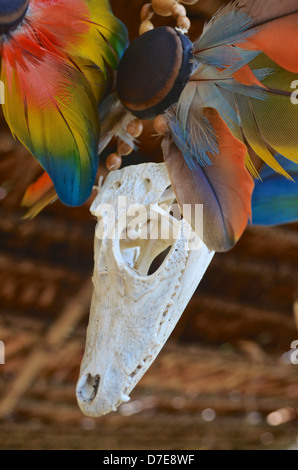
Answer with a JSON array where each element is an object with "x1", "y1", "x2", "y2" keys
[
  {"x1": 139, "y1": 0, "x2": 198, "y2": 35},
  {"x1": 106, "y1": 119, "x2": 144, "y2": 171},
  {"x1": 108, "y1": 0, "x2": 199, "y2": 171}
]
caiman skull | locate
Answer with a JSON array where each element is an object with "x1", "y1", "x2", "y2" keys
[{"x1": 76, "y1": 162, "x2": 214, "y2": 417}]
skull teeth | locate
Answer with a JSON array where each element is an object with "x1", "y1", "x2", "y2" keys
[{"x1": 121, "y1": 394, "x2": 130, "y2": 403}]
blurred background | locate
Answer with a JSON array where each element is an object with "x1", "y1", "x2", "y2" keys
[{"x1": 0, "y1": 0, "x2": 297, "y2": 450}]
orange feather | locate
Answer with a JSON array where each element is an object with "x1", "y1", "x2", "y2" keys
[
  {"x1": 163, "y1": 109, "x2": 254, "y2": 252},
  {"x1": 238, "y1": 0, "x2": 298, "y2": 73}
]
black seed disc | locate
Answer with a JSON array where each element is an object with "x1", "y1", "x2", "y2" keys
[
  {"x1": 117, "y1": 27, "x2": 193, "y2": 120},
  {"x1": 0, "y1": 0, "x2": 29, "y2": 34}
]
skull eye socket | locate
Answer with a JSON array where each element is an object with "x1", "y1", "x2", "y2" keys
[{"x1": 118, "y1": 203, "x2": 182, "y2": 276}]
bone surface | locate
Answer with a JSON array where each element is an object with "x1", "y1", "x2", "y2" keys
[{"x1": 76, "y1": 162, "x2": 214, "y2": 417}]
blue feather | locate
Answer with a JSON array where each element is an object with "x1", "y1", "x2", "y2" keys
[
  {"x1": 199, "y1": 82, "x2": 241, "y2": 127},
  {"x1": 252, "y1": 155, "x2": 298, "y2": 226},
  {"x1": 169, "y1": 115, "x2": 218, "y2": 170},
  {"x1": 252, "y1": 68, "x2": 276, "y2": 82},
  {"x1": 194, "y1": 10, "x2": 255, "y2": 51},
  {"x1": 217, "y1": 80, "x2": 267, "y2": 100},
  {"x1": 196, "y1": 46, "x2": 260, "y2": 71}
]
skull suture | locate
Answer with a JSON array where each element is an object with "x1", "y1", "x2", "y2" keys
[{"x1": 76, "y1": 162, "x2": 214, "y2": 417}]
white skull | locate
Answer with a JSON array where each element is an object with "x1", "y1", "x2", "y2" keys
[{"x1": 76, "y1": 162, "x2": 214, "y2": 417}]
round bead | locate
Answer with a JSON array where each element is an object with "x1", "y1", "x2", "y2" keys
[
  {"x1": 180, "y1": 0, "x2": 199, "y2": 4},
  {"x1": 106, "y1": 153, "x2": 122, "y2": 171},
  {"x1": 140, "y1": 3, "x2": 154, "y2": 21},
  {"x1": 151, "y1": 0, "x2": 176, "y2": 17},
  {"x1": 177, "y1": 15, "x2": 191, "y2": 30},
  {"x1": 139, "y1": 20, "x2": 154, "y2": 35},
  {"x1": 171, "y1": 4, "x2": 186, "y2": 18},
  {"x1": 126, "y1": 119, "x2": 144, "y2": 138},
  {"x1": 117, "y1": 141, "x2": 133, "y2": 156},
  {"x1": 153, "y1": 115, "x2": 169, "y2": 135}
]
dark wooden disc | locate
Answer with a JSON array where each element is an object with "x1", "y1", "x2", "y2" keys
[
  {"x1": 117, "y1": 27, "x2": 193, "y2": 120},
  {"x1": 0, "y1": 0, "x2": 29, "y2": 34}
]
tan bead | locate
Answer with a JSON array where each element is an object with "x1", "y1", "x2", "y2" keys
[
  {"x1": 180, "y1": 0, "x2": 198, "y2": 4},
  {"x1": 177, "y1": 15, "x2": 191, "y2": 30},
  {"x1": 139, "y1": 20, "x2": 154, "y2": 35},
  {"x1": 151, "y1": 0, "x2": 176, "y2": 17},
  {"x1": 106, "y1": 153, "x2": 122, "y2": 171},
  {"x1": 117, "y1": 140, "x2": 134, "y2": 156},
  {"x1": 126, "y1": 119, "x2": 144, "y2": 138},
  {"x1": 140, "y1": 3, "x2": 154, "y2": 21},
  {"x1": 171, "y1": 3, "x2": 186, "y2": 18},
  {"x1": 153, "y1": 115, "x2": 169, "y2": 135}
]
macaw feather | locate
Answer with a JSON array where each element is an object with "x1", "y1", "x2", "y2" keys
[
  {"x1": 0, "y1": 0, "x2": 128, "y2": 207},
  {"x1": 169, "y1": 114, "x2": 216, "y2": 169},
  {"x1": 174, "y1": 11, "x2": 298, "y2": 180},
  {"x1": 2, "y1": 49, "x2": 99, "y2": 206},
  {"x1": 199, "y1": 81, "x2": 241, "y2": 127},
  {"x1": 252, "y1": 155, "x2": 298, "y2": 226},
  {"x1": 73, "y1": 0, "x2": 128, "y2": 73},
  {"x1": 21, "y1": 172, "x2": 57, "y2": 220},
  {"x1": 195, "y1": 45, "x2": 259, "y2": 71},
  {"x1": 176, "y1": 82, "x2": 197, "y2": 131},
  {"x1": 170, "y1": 90, "x2": 219, "y2": 169},
  {"x1": 174, "y1": 65, "x2": 266, "y2": 170},
  {"x1": 194, "y1": 5, "x2": 255, "y2": 52},
  {"x1": 236, "y1": 94, "x2": 292, "y2": 179},
  {"x1": 76, "y1": 59, "x2": 108, "y2": 104},
  {"x1": 236, "y1": 0, "x2": 298, "y2": 73},
  {"x1": 166, "y1": 0, "x2": 298, "y2": 243},
  {"x1": 247, "y1": 55, "x2": 298, "y2": 166},
  {"x1": 163, "y1": 109, "x2": 254, "y2": 252}
]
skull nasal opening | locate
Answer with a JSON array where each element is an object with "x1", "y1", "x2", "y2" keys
[{"x1": 77, "y1": 373, "x2": 100, "y2": 402}]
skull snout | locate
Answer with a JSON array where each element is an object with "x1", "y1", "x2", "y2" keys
[{"x1": 76, "y1": 360, "x2": 130, "y2": 416}]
